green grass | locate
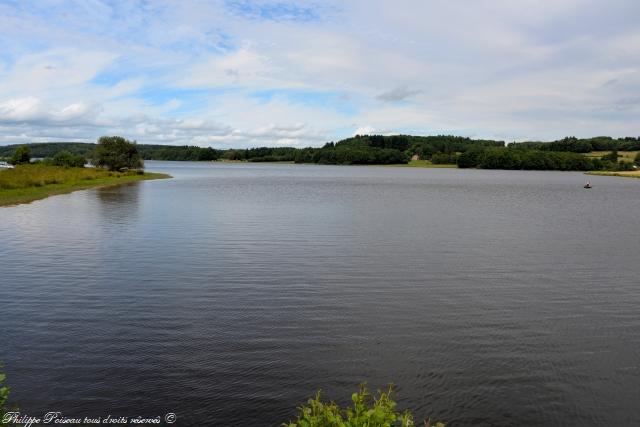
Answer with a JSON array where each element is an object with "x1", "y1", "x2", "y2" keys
[{"x1": 0, "y1": 164, "x2": 171, "y2": 207}]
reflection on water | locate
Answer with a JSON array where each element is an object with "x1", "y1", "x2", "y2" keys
[
  {"x1": 95, "y1": 183, "x2": 140, "y2": 224},
  {"x1": 96, "y1": 183, "x2": 140, "y2": 207},
  {"x1": 1, "y1": 161, "x2": 639, "y2": 427}
]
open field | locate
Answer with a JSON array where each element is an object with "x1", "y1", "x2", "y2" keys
[
  {"x1": 584, "y1": 151, "x2": 639, "y2": 162},
  {"x1": 0, "y1": 164, "x2": 170, "y2": 207}
]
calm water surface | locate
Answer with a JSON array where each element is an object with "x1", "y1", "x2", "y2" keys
[{"x1": 1, "y1": 161, "x2": 639, "y2": 426}]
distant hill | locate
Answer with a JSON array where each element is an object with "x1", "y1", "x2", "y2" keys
[{"x1": 0, "y1": 142, "x2": 97, "y2": 158}]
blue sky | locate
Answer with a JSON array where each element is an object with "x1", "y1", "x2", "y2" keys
[{"x1": 0, "y1": 0, "x2": 639, "y2": 147}]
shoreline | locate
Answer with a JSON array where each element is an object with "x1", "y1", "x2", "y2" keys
[
  {"x1": 383, "y1": 160, "x2": 457, "y2": 168},
  {"x1": 211, "y1": 159, "x2": 457, "y2": 168},
  {"x1": 0, "y1": 171, "x2": 171, "y2": 207}
]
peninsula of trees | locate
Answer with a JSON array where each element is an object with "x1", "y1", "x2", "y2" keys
[{"x1": 0, "y1": 137, "x2": 169, "y2": 207}]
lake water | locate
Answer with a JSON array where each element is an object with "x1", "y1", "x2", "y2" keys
[{"x1": 1, "y1": 161, "x2": 639, "y2": 426}]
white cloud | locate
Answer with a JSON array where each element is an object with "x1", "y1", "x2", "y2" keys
[
  {"x1": 354, "y1": 126, "x2": 375, "y2": 135},
  {"x1": 1, "y1": 0, "x2": 639, "y2": 147},
  {"x1": 0, "y1": 97, "x2": 45, "y2": 122},
  {"x1": 177, "y1": 47, "x2": 280, "y2": 89},
  {"x1": 0, "y1": 49, "x2": 116, "y2": 96},
  {"x1": 0, "y1": 97, "x2": 100, "y2": 125}
]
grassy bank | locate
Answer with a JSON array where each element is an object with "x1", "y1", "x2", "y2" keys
[
  {"x1": 0, "y1": 164, "x2": 170, "y2": 207},
  {"x1": 586, "y1": 170, "x2": 640, "y2": 179}
]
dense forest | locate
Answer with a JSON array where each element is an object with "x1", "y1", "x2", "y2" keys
[
  {"x1": 191, "y1": 135, "x2": 506, "y2": 165},
  {"x1": 0, "y1": 142, "x2": 97, "y2": 158},
  {"x1": 293, "y1": 135, "x2": 503, "y2": 165},
  {"x1": 517, "y1": 136, "x2": 640, "y2": 153},
  {"x1": 1, "y1": 135, "x2": 638, "y2": 171},
  {"x1": 457, "y1": 147, "x2": 634, "y2": 171}
]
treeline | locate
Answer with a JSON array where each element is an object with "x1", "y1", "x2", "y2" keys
[
  {"x1": 1, "y1": 135, "x2": 639, "y2": 171},
  {"x1": 293, "y1": 145, "x2": 407, "y2": 164},
  {"x1": 138, "y1": 144, "x2": 219, "y2": 161},
  {"x1": 0, "y1": 143, "x2": 296, "y2": 163},
  {"x1": 457, "y1": 147, "x2": 637, "y2": 171},
  {"x1": 518, "y1": 136, "x2": 640, "y2": 153},
  {"x1": 0, "y1": 135, "x2": 504, "y2": 165},
  {"x1": 0, "y1": 142, "x2": 222, "y2": 162},
  {"x1": 334, "y1": 134, "x2": 504, "y2": 152},
  {"x1": 0, "y1": 142, "x2": 95, "y2": 158},
  {"x1": 292, "y1": 134, "x2": 504, "y2": 165},
  {"x1": 217, "y1": 135, "x2": 491, "y2": 165},
  {"x1": 220, "y1": 147, "x2": 298, "y2": 162}
]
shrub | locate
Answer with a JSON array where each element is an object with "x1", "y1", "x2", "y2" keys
[
  {"x1": 601, "y1": 150, "x2": 619, "y2": 162},
  {"x1": 617, "y1": 161, "x2": 634, "y2": 171},
  {"x1": 1, "y1": 364, "x2": 16, "y2": 426},
  {"x1": 284, "y1": 385, "x2": 445, "y2": 427},
  {"x1": 49, "y1": 151, "x2": 86, "y2": 168}
]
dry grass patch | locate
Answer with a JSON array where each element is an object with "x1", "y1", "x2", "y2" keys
[{"x1": 584, "y1": 151, "x2": 638, "y2": 162}]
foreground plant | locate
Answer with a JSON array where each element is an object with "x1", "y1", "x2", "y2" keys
[
  {"x1": 0, "y1": 365, "x2": 15, "y2": 427},
  {"x1": 284, "y1": 384, "x2": 444, "y2": 427}
]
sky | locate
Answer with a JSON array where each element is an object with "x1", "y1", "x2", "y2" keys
[{"x1": 0, "y1": 0, "x2": 639, "y2": 148}]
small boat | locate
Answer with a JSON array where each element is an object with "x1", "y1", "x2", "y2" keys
[{"x1": 584, "y1": 181, "x2": 592, "y2": 189}]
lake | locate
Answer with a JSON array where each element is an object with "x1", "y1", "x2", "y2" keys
[{"x1": 1, "y1": 161, "x2": 639, "y2": 426}]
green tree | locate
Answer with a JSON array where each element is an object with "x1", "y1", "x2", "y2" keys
[
  {"x1": 601, "y1": 150, "x2": 619, "y2": 162},
  {"x1": 617, "y1": 161, "x2": 634, "y2": 171},
  {"x1": 9, "y1": 145, "x2": 30, "y2": 165},
  {"x1": 457, "y1": 147, "x2": 485, "y2": 168},
  {"x1": 93, "y1": 136, "x2": 143, "y2": 171},
  {"x1": 284, "y1": 385, "x2": 444, "y2": 427},
  {"x1": 1, "y1": 364, "x2": 15, "y2": 427}
]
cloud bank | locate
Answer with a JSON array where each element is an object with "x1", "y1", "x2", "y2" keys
[{"x1": 0, "y1": 0, "x2": 639, "y2": 147}]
